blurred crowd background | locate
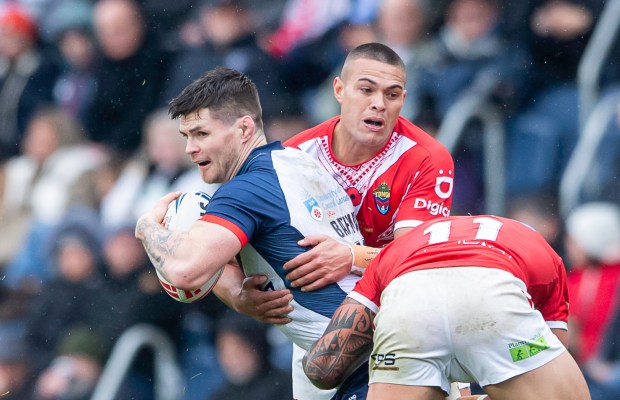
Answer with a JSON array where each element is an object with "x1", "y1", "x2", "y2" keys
[{"x1": 0, "y1": 0, "x2": 619, "y2": 399}]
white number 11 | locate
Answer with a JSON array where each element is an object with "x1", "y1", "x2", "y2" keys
[{"x1": 423, "y1": 217, "x2": 503, "y2": 244}]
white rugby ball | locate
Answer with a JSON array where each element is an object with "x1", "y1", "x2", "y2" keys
[{"x1": 157, "y1": 190, "x2": 224, "y2": 303}]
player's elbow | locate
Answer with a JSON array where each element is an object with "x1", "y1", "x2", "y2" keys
[
  {"x1": 164, "y1": 260, "x2": 207, "y2": 289},
  {"x1": 302, "y1": 354, "x2": 341, "y2": 390},
  {"x1": 307, "y1": 373, "x2": 340, "y2": 390}
]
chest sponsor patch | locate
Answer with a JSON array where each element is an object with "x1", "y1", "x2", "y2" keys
[{"x1": 304, "y1": 197, "x2": 323, "y2": 221}]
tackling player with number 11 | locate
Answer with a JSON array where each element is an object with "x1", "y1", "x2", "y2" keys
[{"x1": 303, "y1": 215, "x2": 591, "y2": 400}]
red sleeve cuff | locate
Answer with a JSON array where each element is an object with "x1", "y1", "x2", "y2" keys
[{"x1": 200, "y1": 215, "x2": 249, "y2": 246}]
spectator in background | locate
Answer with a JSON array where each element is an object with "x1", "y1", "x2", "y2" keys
[
  {"x1": 564, "y1": 202, "x2": 620, "y2": 366},
  {"x1": 266, "y1": 0, "x2": 353, "y2": 57},
  {"x1": 46, "y1": 0, "x2": 99, "y2": 126},
  {"x1": 162, "y1": 0, "x2": 300, "y2": 141},
  {"x1": 85, "y1": 0, "x2": 170, "y2": 158},
  {"x1": 412, "y1": 0, "x2": 528, "y2": 129},
  {"x1": 0, "y1": 279, "x2": 32, "y2": 398},
  {"x1": 133, "y1": 0, "x2": 196, "y2": 51},
  {"x1": 208, "y1": 314, "x2": 292, "y2": 400},
  {"x1": 94, "y1": 224, "x2": 184, "y2": 398},
  {"x1": 33, "y1": 325, "x2": 107, "y2": 400},
  {"x1": 99, "y1": 108, "x2": 212, "y2": 231},
  {"x1": 587, "y1": 302, "x2": 620, "y2": 400},
  {"x1": 563, "y1": 202, "x2": 620, "y2": 400},
  {"x1": 0, "y1": 106, "x2": 108, "y2": 289},
  {"x1": 565, "y1": 202, "x2": 620, "y2": 356},
  {"x1": 0, "y1": 323, "x2": 35, "y2": 399},
  {"x1": 24, "y1": 209, "x2": 104, "y2": 375},
  {"x1": 0, "y1": 4, "x2": 60, "y2": 160},
  {"x1": 409, "y1": 0, "x2": 529, "y2": 214},
  {"x1": 502, "y1": 0, "x2": 606, "y2": 197}
]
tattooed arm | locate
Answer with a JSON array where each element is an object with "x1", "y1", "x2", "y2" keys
[
  {"x1": 135, "y1": 191, "x2": 242, "y2": 289},
  {"x1": 303, "y1": 297, "x2": 375, "y2": 390}
]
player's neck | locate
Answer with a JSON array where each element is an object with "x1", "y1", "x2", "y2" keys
[
  {"x1": 332, "y1": 122, "x2": 382, "y2": 165},
  {"x1": 226, "y1": 134, "x2": 267, "y2": 180}
]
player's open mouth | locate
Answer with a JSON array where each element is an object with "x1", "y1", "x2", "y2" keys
[
  {"x1": 197, "y1": 161, "x2": 210, "y2": 167},
  {"x1": 364, "y1": 118, "x2": 384, "y2": 129}
]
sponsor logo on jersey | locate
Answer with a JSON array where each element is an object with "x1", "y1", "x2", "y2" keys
[
  {"x1": 330, "y1": 212, "x2": 359, "y2": 238},
  {"x1": 413, "y1": 198, "x2": 450, "y2": 216},
  {"x1": 435, "y1": 170, "x2": 454, "y2": 199},
  {"x1": 371, "y1": 352, "x2": 399, "y2": 371},
  {"x1": 304, "y1": 197, "x2": 323, "y2": 221},
  {"x1": 508, "y1": 334, "x2": 550, "y2": 362},
  {"x1": 372, "y1": 182, "x2": 391, "y2": 215}
]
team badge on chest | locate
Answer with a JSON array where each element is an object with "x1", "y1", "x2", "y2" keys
[{"x1": 373, "y1": 182, "x2": 391, "y2": 215}]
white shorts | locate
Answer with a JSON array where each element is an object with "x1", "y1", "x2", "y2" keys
[
  {"x1": 369, "y1": 267, "x2": 566, "y2": 393},
  {"x1": 292, "y1": 342, "x2": 337, "y2": 400}
]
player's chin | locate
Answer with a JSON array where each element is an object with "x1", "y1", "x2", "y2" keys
[{"x1": 200, "y1": 170, "x2": 219, "y2": 184}]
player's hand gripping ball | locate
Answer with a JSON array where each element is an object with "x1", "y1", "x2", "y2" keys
[{"x1": 156, "y1": 190, "x2": 224, "y2": 303}]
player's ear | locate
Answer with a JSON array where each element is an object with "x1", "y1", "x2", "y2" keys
[
  {"x1": 333, "y1": 77, "x2": 344, "y2": 105},
  {"x1": 238, "y1": 115, "x2": 255, "y2": 142}
]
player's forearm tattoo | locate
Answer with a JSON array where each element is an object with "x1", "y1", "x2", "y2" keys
[
  {"x1": 303, "y1": 297, "x2": 375, "y2": 389},
  {"x1": 136, "y1": 218, "x2": 186, "y2": 277},
  {"x1": 352, "y1": 245, "x2": 381, "y2": 268}
]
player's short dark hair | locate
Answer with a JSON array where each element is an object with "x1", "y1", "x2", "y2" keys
[
  {"x1": 168, "y1": 67, "x2": 263, "y2": 130},
  {"x1": 345, "y1": 42, "x2": 406, "y2": 72}
]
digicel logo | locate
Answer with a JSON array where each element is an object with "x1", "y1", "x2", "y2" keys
[{"x1": 414, "y1": 198, "x2": 450, "y2": 216}]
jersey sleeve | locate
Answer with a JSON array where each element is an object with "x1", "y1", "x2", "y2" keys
[
  {"x1": 200, "y1": 175, "x2": 285, "y2": 247},
  {"x1": 536, "y1": 258, "x2": 570, "y2": 330},
  {"x1": 348, "y1": 256, "x2": 382, "y2": 313},
  {"x1": 394, "y1": 145, "x2": 455, "y2": 230}
]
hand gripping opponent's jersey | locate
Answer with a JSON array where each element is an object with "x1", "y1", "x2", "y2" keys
[
  {"x1": 285, "y1": 116, "x2": 454, "y2": 247},
  {"x1": 350, "y1": 215, "x2": 569, "y2": 329},
  {"x1": 200, "y1": 142, "x2": 364, "y2": 350}
]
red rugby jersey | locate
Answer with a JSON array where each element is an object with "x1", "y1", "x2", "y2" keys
[
  {"x1": 351, "y1": 215, "x2": 569, "y2": 327},
  {"x1": 285, "y1": 116, "x2": 454, "y2": 247}
]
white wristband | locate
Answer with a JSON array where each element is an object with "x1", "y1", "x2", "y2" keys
[{"x1": 477, "y1": 396, "x2": 489, "y2": 400}]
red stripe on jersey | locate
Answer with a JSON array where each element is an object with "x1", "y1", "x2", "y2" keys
[{"x1": 200, "y1": 214, "x2": 249, "y2": 246}]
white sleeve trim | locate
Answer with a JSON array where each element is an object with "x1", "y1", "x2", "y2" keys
[
  {"x1": 546, "y1": 321, "x2": 568, "y2": 330},
  {"x1": 347, "y1": 292, "x2": 379, "y2": 314},
  {"x1": 394, "y1": 219, "x2": 424, "y2": 231}
]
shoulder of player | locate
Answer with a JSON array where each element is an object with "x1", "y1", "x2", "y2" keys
[
  {"x1": 395, "y1": 117, "x2": 453, "y2": 164},
  {"x1": 395, "y1": 117, "x2": 440, "y2": 144}
]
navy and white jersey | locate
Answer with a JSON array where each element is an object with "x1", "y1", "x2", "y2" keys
[{"x1": 201, "y1": 141, "x2": 364, "y2": 349}]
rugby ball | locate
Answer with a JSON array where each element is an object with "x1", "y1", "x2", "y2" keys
[{"x1": 157, "y1": 190, "x2": 224, "y2": 303}]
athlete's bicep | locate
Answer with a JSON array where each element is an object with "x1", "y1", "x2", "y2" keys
[{"x1": 163, "y1": 220, "x2": 242, "y2": 289}]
